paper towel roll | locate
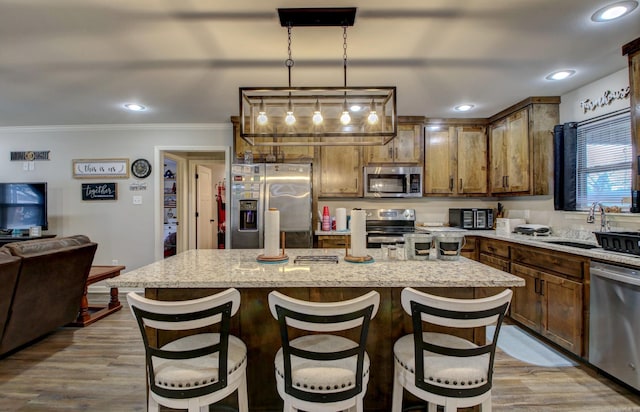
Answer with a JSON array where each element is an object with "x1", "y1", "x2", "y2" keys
[
  {"x1": 336, "y1": 208, "x2": 347, "y2": 231},
  {"x1": 264, "y1": 208, "x2": 281, "y2": 257},
  {"x1": 350, "y1": 209, "x2": 367, "y2": 257}
]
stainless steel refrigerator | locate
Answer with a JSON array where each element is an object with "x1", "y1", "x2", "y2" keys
[{"x1": 230, "y1": 163, "x2": 312, "y2": 249}]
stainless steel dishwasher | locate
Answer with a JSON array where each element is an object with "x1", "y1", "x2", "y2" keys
[{"x1": 589, "y1": 261, "x2": 640, "y2": 390}]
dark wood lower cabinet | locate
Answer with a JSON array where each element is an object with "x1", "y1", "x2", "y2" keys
[
  {"x1": 145, "y1": 286, "x2": 491, "y2": 412},
  {"x1": 476, "y1": 239, "x2": 586, "y2": 357}
]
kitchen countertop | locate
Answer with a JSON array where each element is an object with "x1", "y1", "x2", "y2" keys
[
  {"x1": 468, "y1": 230, "x2": 640, "y2": 267},
  {"x1": 107, "y1": 248, "x2": 524, "y2": 289},
  {"x1": 315, "y1": 227, "x2": 640, "y2": 267}
]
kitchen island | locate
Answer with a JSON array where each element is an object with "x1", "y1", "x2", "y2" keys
[{"x1": 109, "y1": 248, "x2": 524, "y2": 411}]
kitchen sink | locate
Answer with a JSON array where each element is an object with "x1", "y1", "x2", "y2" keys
[{"x1": 542, "y1": 240, "x2": 600, "y2": 249}]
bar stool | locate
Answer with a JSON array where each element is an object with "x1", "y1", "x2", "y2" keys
[
  {"x1": 391, "y1": 288, "x2": 512, "y2": 412},
  {"x1": 127, "y1": 289, "x2": 248, "y2": 412},
  {"x1": 268, "y1": 290, "x2": 380, "y2": 412}
]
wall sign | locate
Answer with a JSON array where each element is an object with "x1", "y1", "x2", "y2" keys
[
  {"x1": 10, "y1": 151, "x2": 50, "y2": 161},
  {"x1": 73, "y1": 158, "x2": 129, "y2": 178},
  {"x1": 579, "y1": 86, "x2": 630, "y2": 113},
  {"x1": 81, "y1": 183, "x2": 118, "y2": 201}
]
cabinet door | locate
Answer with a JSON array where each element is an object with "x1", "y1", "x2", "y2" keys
[
  {"x1": 457, "y1": 126, "x2": 488, "y2": 194},
  {"x1": 394, "y1": 124, "x2": 423, "y2": 163},
  {"x1": 504, "y1": 109, "x2": 530, "y2": 192},
  {"x1": 319, "y1": 139, "x2": 362, "y2": 197},
  {"x1": 540, "y1": 272, "x2": 583, "y2": 355},
  {"x1": 490, "y1": 109, "x2": 530, "y2": 194},
  {"x1": 424, "y1": 126, "x2": 456, "y2": 193},
  {"x1": 510, "y1": 263, "x2": 540, "y2": 331},
  {"x1": 365, "y1": 123, "x2": 422, "y2": 164},
  {"x1": 489, "y1": 119, "x2": 509, "y2": 193}
]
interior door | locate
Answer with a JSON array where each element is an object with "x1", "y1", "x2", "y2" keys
[{"x1": 196, "y1": 164, "x2": 215, "y2": 249}]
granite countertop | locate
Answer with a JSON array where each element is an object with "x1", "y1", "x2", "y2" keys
[
  {"x1": 315, "y1": 227, "x2": 640, "y2": 267},
  {"x1": 472, "y1": 231, "x2": 640, "y2": 267},
  {"x1": 107, "y1": 248, "x2": 524, "y2": 289}
]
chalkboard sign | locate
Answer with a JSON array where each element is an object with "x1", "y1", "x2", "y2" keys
[{"x1": 82, "y1": 183, "x2": 118, "y2": 201}]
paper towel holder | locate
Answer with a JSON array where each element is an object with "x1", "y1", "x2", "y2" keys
[
  {"x1": 344, "y1": 233, "x2": 374, "y2": 264},
  {"x1": 257, "y1": 230, "x2": 289, "y2": 263}
]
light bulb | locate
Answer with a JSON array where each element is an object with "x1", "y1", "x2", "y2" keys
[
  {"x1": 312, "y1": 99, "x2": 323, "y2": 125},
  {"x1": 312, "y1": 111, "x2": 323, "y2": 125},
  {"x1": 367, "y1": 111, "x2": 379, "y2": 125},
  {"x1": 285, "y1": 111, "x2": 296, "y2": 126},
  {"x1": 256, "y1": 99, "x2": 268, "y2": 125},
  {"x1": 257, "y1": 111, "x2": 268, "y2": 126},
  {"x1": 340, "y1": 110, "x2": 351, "y2": 125},
  {"x1": 367, "y1": 100, "x2": 379, "y2": 125}
]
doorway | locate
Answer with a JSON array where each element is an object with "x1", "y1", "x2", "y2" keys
[{"x1": 155, "y1": 146, "x2": 230, "y2": 261}]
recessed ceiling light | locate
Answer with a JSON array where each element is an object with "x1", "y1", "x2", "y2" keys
[
  {"x1": 591, "y1": 1, "x2": 638, "y2": 22},
  {"x1": 454, "y1": 104, "x2": 474, "y2": 112},
  {"x1": 123, "y1": 103, "x2": 147, "y2": 112},
  {"x1": 545, "y1": 70, "x2": 576, "y2": 81}
]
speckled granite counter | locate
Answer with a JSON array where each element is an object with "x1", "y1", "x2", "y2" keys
[
  {"x1": 469, "y1": 231, "x2": 640, "y2": 267},
  {"x1": 107, "y1": 248, "x2": 524, "y2": 289}
]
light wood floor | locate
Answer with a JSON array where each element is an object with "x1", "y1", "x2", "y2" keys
[{"x1": 1, "y1": 294, "x2": 639, "y2": 411}]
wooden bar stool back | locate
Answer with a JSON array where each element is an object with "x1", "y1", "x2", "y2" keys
[
  {"x1": 392, "y1": 287, "x2": 512, "y2": 412},
  {"x1": 268, "y1": 290, "x2": 380, "y2": 412},
  {"x1": 127, "y1": 289, "x2": 248, "y2": 412}
]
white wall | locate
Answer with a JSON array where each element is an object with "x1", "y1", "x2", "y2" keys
[
  {"x1": 560, "y1": 68, "x2": 630, "y2": 123},
  {"x1": 0, "y1": 124, "x2": 232, "y2": 271}
]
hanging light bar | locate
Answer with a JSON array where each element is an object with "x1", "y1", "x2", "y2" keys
[{"x1": 238, "y1": 7, "x2": 397, "y2": 147}]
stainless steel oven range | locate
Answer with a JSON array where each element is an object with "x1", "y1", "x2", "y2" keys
[{"x1": 365, "y1": 208, "x2": 415, "y2": 248}]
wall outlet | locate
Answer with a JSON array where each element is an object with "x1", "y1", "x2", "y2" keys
[
  {"x1": 112, "y1": 259, "x2": 119, "y2": 265},
  {"x1": 133, "y1": 195, "x2": 142, "y2": 205},
  {"x1": 523, "y1": 209, "x2": 530, "y2": 220}
]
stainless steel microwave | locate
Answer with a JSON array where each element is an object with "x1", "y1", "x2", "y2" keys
[
  {"x1": 449, "y1": 208, "x2": 494, "y2": 230},
  {"x1": 363, "y1": 166, "x2": 423, "y2": 198}
]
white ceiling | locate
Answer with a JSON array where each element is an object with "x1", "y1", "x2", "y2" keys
[{"x1": 1, "y1": 0, "x2": 639, "y2": 127}]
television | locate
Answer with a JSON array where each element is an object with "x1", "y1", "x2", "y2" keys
[{"x1": 0, "y1": 182, "x2": 48, "y2": 231}]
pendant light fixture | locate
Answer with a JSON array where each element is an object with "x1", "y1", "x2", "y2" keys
[{"x1": 239, "y1": 7, "x2": 397, "y2": 147}]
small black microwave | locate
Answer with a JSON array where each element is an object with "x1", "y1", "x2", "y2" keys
[{"x1": 449, "y1": 208, "x2": 494, "y2": 230}]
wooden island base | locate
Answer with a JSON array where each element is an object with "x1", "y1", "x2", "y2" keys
[
  {"x1": 69, "y1": 265, "x2": 125, "y2": 327},
  {"x1": 146, "y1": 286, "x2": 504, "y2": 412}
]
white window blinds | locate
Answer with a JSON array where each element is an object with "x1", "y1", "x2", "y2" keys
[{"x1": 576, "y1": 109, "x2": 631, "y2": 210}]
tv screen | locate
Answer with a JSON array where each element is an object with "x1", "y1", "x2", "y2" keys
[{"x1": 0, "y1": 183, "x2": 48, "y2": 231}]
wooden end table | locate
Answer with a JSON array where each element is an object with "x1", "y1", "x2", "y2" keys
[{"x1": 69, "y1": 265, "x2": 126, "y2": 327}]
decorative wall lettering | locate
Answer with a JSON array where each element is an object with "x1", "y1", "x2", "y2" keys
[
  {"x1": 579, "y1": 86, "x2": 630, "y2": 113},
  {"x1": 129, "y1": 182, "x2": 148, "y2": 191},
  {"x1": 81, "y1": 183, "x2": 118, "y2": 201},
  {"x1": 73, "y1": 158, "x2": 129, "y2": 178},
  {"x1": 10, "y1": 151, "x2": 50, "y2": 161}
]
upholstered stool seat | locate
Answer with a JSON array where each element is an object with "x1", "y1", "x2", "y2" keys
[
  {"x1": 269, "y1": 290, "x2": 380, "y2": 412},
  {"x1": 274, "y1": 335, "x2": 370, "y2": 394},
  {"x1": 127, "y1": 289, "x2": 248, "y2": 412},
  {"x1": 394, "y1": 333, "x2": 488, "y2": 390},
  {"x1": 154, "y1": 333, "x2": 247, "y2": 390},
  {"x1": 391, "y1": 287, "x2": 512, "y2": 412}
]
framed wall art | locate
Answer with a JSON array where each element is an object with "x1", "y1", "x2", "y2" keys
[
  {"x1": 73, "y1": 158, "x2": 129, "y2": 179},
  {"x1": 81, "y1": 183, "x2": 118, "y2": 201}
]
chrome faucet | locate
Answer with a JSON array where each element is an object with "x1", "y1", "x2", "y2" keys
[{"x1": 587, "y1": 202, "x2": 610, "y2": 232}]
